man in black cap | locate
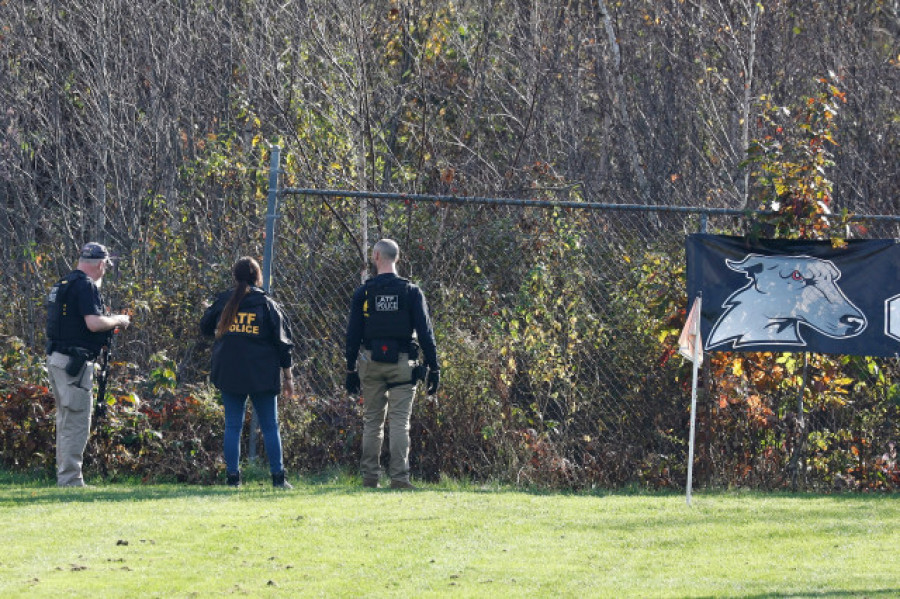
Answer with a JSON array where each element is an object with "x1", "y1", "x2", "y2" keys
[
  {"x1": 45, "y1": 242, "x2": 130, "y2": 487},
  {"x1": 345, "y1": 239, "x2": 440, "y2": 489}
]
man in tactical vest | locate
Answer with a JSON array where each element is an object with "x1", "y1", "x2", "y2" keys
[
  {"x1": 45, "y1": 242, "x2": 130, "y2": 487},
  {"x1": 345, "y1": 239, "x2": 440, "y2": 489}
]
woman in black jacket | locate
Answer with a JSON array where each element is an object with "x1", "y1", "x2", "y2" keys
[{"x1": 200, "y1": 257, "x2": 295, "y2": 489}]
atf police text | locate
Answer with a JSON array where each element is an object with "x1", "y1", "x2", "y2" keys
[{"x1": 229, "y1": 312, "x2": 260, "y2": 335}]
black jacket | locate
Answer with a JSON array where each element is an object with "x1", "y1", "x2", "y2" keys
[
  {"x1": 200, "y1": 287, "x2": 294, "y2": 395},
  {"x1": 345, "y1": 273, "x2": 438, "y2": 371}
]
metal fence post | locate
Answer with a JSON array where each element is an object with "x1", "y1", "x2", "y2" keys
[
  {"x1": 262, "y1": 145, "x2": 281, "y2": 293},
  {"x1": 250, "y1": 145, "x2": 282, "y2": 463}
]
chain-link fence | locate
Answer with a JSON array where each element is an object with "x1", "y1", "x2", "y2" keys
[{"x1": 264, "y1": 161, "x2": 900, "y2": 489}]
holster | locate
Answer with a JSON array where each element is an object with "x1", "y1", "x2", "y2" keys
[{"x1": 65, "y1": 348, "x2": 92, "y2": 377}]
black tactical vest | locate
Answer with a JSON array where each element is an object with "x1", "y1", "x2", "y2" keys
[
  {"x1": 45, "y1": 270, "x2": 108, "y2": 354},
  {"x1": 363, "y1": 277, "x2": 414, "y2": 341}
]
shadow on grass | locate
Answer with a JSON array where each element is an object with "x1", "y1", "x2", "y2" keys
[{"x1": 0, "y1": 467, "x2": 429, "y2": 505}]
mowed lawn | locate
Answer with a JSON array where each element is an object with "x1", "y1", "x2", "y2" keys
[{"x1": 1, "y1": 474, "x2": 897, "y2": 598}]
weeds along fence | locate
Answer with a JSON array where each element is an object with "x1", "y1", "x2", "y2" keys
[{"x1": 266, "y1": 168, "x2": 900, "y2": 489}]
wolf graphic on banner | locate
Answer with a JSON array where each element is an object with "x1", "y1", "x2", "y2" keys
[{"x1": 707, "y1": 254, "x2": 867, "y2": 350}]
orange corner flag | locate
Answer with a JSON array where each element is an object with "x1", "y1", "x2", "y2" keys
[{"x1": 678, "y1": 296, "x2": 703, "y2": 365}]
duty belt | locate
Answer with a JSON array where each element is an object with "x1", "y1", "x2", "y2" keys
[
  {"x1": 47, "y1": 342, "x2": 98, "y2": 360},
  {"x1": 366, "y1": 340, "x2": 415, "y2": 354}
]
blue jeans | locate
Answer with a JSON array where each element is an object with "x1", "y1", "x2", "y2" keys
[{"x1": 221, "y1": 392, "x2": 284, "y2": 475}]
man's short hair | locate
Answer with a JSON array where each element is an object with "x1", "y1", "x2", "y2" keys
[{"x1": 373, "y1": 239, "x2": 399, "y2": 262}]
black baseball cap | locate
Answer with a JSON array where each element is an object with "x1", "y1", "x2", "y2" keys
[{"x1": 80, "y1": 242, "x2": 113, "y2": 264}]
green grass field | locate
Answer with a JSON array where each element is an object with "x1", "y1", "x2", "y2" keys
[{"x1": 1, "y1": 471, "x2": 897, "y2": 598}]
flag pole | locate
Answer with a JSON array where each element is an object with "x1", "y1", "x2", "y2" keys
[{"x1": 686, "y1": 293, "x2": 702, "y2": 506}]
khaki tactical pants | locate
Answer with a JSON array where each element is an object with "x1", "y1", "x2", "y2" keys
[
  {"x1": 47, "y1": 351, "x2": 94, "y2": 487},
  {"x1": 359, "y1": 350, "x2": 416, "y2": 483}
]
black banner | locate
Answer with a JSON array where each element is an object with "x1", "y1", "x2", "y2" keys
[{"x1": 686, "y1": 234, "x2": 900, "y2": 357}]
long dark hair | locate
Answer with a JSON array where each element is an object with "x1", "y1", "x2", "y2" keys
[{"x1": 215, "y1": 256, "x2": 263, "y2": 339}]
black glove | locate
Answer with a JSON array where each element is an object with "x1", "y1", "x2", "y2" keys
[
  {"x1": 426, "y1": 369, "x2": 440, "y2": 395},
  {"x1": 95, "y1": 401, "x2": 108, "y2": 419},
  {"x1": 345, "y1": 371, "x2": 361, "y2": 395}
]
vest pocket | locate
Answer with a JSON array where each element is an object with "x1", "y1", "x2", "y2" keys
[{"x1": 369, "y1": 338, "x2": 400, "y2": 363}]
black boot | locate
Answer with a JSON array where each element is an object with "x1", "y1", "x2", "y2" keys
[
  {"x1": 272, "y1": 471, "x2": 293, "y2": 490},
  {"x1": 226, "y1": 471, "x2": 241, "y2": 487}
]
